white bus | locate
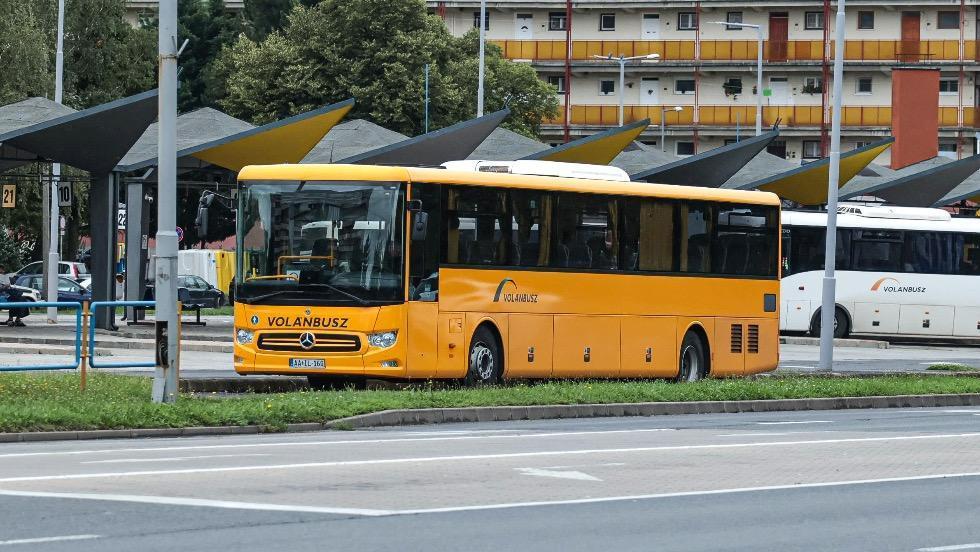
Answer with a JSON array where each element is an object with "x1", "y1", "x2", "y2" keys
[{"x1": 781, "y1": 205, "x2": 980, "y2": 338}]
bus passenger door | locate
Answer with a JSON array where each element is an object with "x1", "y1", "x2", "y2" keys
[
  {"x1": 620, "y1": 316, "x2": 676, "y2": 378},
  {"x1": 407, "y1": 303, "x2": 439, "y2": 378},
  {"x1": 507, "y1": 315, "x2": 554, "y2": 378}
]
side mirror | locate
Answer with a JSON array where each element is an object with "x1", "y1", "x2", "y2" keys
[
  {"x1": 195, "y1": 193, "x2": 214, "y2": 236},
  {"x1": 412, "y1": 211, "x2": 429, "y2": 241}
]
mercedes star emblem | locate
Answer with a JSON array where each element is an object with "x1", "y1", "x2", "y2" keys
[{"x1": 298, "y1": 332, "x2": 316, "y2": 350}]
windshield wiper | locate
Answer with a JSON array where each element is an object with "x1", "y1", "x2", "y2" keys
[{"x1": 245, "y1": 285, "x2": 369, "y2": 306}]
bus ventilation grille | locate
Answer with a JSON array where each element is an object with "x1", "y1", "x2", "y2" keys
[
  {"x1": 747, "y1": 325, "x2": 760, "y2": 354},
  {"x1": 730, "y1": 324, "x2": 743, "y2": 354},
  {"x1": 257, "y1": 333, "x2": 361, "y2": 353}
]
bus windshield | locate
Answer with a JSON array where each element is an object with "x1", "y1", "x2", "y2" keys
[{"x1": 236, "y1": 180, "x2": 405, "y2": 305}]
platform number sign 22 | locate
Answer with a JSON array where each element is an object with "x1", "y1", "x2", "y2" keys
[{"x1": 1, "y1": 185, "x2": 14, "y2": 208}]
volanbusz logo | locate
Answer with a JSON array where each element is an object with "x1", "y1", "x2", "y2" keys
[
  {"x1": 492, "y1": 278, "x2": 538, "y2": 303},
  {"x1": 870, "y1": 277, "x2": 925, "y2": 294}
]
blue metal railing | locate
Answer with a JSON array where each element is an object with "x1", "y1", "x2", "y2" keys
[
  {"x1": 88, "y1": 301, "x2": 157, "y2": 368},
  {"x1": 0, "y1": 301, "x2": 82, "y2": 371}
]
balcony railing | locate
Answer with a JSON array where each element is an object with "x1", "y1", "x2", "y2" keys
[
  {"x1": 548, "y1": 105, "x2": 977, "y2": 127},
  {"x1": 494, "y1": 40, "x2": 979, "y2": 62}
]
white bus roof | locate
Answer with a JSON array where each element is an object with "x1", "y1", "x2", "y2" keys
[{"x1": 784, "y1": 208, "x2": 980, "y2": 234}]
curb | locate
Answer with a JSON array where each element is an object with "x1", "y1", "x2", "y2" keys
[
  {"x1": 780, "y1": 336, "x2": 889, "y2": 349},
  {"x1": 324, "y1": 393, "x2": 980, "y2": 429},
  {"x1": 3, "y1": 393, "x2": 979, "y2": 443}
]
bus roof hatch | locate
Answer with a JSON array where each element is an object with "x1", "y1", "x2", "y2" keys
[{"x1": 442, "y1": 160, "x2": 631, "y2": 182}]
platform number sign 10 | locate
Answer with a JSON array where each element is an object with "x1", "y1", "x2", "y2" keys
[
  {"x1": 1, "y1": 185, "x2": 14, "y2": 208},
  {"x1": 57, "y1": 182, "x2": 72, "y2": 207}
]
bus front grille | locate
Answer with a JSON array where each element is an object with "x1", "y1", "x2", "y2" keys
[{"x1": 257, "y1": 333, "x2": 362, "y2": 353}]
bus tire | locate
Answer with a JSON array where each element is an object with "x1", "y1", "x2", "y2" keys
[
  {"x1": 307, "y1": 375, "x2": 366, "y2": 391},
  {"x1": 464, "y1": 325, "x2": 503, "y2": 386},
  {"x1": 809, "y1": 307, "x2": 850, "y2": 339},
  {"x1": 676, "y1": 331, "x2": 707, "y2": 383}
]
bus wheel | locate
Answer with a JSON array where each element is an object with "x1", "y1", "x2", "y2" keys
[
  {"x1": 464, "y1": 326, "x2": 503, "y2": 386},
  {"x1": 307, "y1": 375, "x2": 366, "y2": 391},
  {"x1": 810, "y1": 307, "x2": 850, "y2": 339},
  {"x1": 676, "y1": 332, "x2": 706, "y2": 383}
]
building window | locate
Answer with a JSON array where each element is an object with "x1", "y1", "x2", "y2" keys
[
  {"x1": 938, "y1": 142, "x2": 958, "y2": 159},
  {"x1": 547, "y1": 75, "x2": 566, "y2": 94},
  {"x1": 678, "y1": 12, "x2": 698, "y2": 31},
  {"x1": 548, "y1": 12, "x2": 567, "y2": 31},
  {"x1": 856, "y1": 77, "x2": 873, "y2": 95},
  {"x1": 857, "y1": 11, "x2": 874, "y2": 29},
  {"x1": 803, "y1": 140, "x2": 822, "y2": 159},
  {"x1": 599, "y1": 13, "x2": 616, "y2": 31},
  {"x1": 599, "y1": 79, "x2": 616, "y2": 95},
  {"x1": 725, "y1": 12, "x2": 743, "y2": 30},
  {"x1": 674, "y1": 79, "x2": 696, "y2": 95},
  {"x1": 855, "y1": 141, "x2": 872, "y2": 149},
  {"x1": 939, "y1": 77, "x2": 959, "y2": 95},
  {"x1": 472, "y1": 11, "x2": 489, "y2": 30},
  {"x1": 804, "y1": 11, "x2": 824, "y2": 30},
  {"x1": 803, "y1": 76, "x2": 823, "y2": 94},
  {"x1": 723, "y1": 77, "x2": 743, "y2": 95},
  {"x1": 676, "y1": 142, "x2": 695, "y2": 156},
  {"x1": 937, "y1": 11, "x2": 960, "y2": 30}
]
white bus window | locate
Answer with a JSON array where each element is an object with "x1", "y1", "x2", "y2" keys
[{"x1": 852, "y1": 230, "x2": 903, "y2": 272}]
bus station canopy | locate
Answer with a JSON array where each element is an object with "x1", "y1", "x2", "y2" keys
[
  {"x1": 468, "y1": 127, "x2": 550, "y2": 160},
  {"x1": 339, "y1": 109, "x2": 510, "y2": 166},
  {"x1": 0, "y1": 89, "x2": 158, "y2": 176},
  {"x1": 0, "y1": 98, "x2": 75, "y2": 173},
  {"x1": 630, "y1": 130, "x2": 779, "y2": 187},
  {"x1": 116, "y1": 98, "x2": 354, "y2": 173},
  {"x1": 840, "y1": 153, "x2": 980, "y2": 207},
  {"x1": 939, "y1": 176, "x2": 980, "y2": 205},
  {"x1": 522, "y1": 119, "x2": 648, "y2": 165},
  {"x1": 303, "y1": 119, "x2": 408, "y2": 163},
  {"x1": 610, "y1": 143, "x2": 680, "y2": 175},
  {"x1": 724, "y1": 138, "x2": 895, "y2": 205}
]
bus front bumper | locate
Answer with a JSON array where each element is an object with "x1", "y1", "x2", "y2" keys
[{"x1": 233, "y1": 341, "x2": 408, "y2": 378}]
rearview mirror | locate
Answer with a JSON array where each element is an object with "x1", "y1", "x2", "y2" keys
[
  {"x1": 412, "y1": 211, "x2": 429, "y2": 241},
  {"x1": 194, "y1": 192, "x2": 214, "y2": 236}
]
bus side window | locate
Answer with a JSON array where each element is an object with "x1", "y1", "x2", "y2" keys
[{"x1": 636, "y1": 200, "x2": 675, "y2": 272}]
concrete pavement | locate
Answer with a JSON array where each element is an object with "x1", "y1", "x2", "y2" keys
[{"x1": 1, "y1": 408, "x2": 979, "y2": 550}]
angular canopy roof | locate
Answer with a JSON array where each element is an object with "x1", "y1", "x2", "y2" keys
[
  {"x1": 341, "y1": 109, "x2": 509, "y2": 166},
  {"x1": 117, "y1": 98, "x2": 354, "y2": 173},
  {"x1": 0, "y1": 90, "x2": 158, "y2": 175},
  {"x1": 840, "y1": 154, "x2": 980, "y2": 207},
  {"x1": 468, "y1": 127, "x2": 550, "y2": 160},
  {"x1": 303, "y1": 119, "x2": 408, "y2": 163},
  {"x1": 0, "y1": 98, "x2": 75, "y2": 173},
  {"x1": 523, "y1": 119, "x2": 649, "y2": 165},
  {"x1": 937, "y1": 176, "x2": 980, "y2": 206},
  {"x1": 630, "y1": 129, "x2": 779, "y2": 187},
  {"x1": 610, "y1": 143, "x2": 680, "y2": 175},
  {"x1": 725, "y1": 138, "x2": 894, "y2": 205}
]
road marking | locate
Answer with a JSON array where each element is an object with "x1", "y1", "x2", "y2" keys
[
  {"x1": 0, "y1": 489, "x2": 391, "y2": 517},
  {"x1": 539, "y1": 463, "x2": 624, "y2": 469},
  {"x1": 0, "y1": 428, "x2": 675, "y2": 459},
  {"x1": 756, "y1": 420, "x2": 833, "y2": 425},
  {"x1": 0, "y1": 535, "x2": 100, "y2": 546},
  {"x1": 515, "y1": 468, "x2": 602, "y2": 481},
  {"x1": 778, "y1": 365, "x2": 815, "y2": 369},
  {"x1": 81, "y1": 454, "x2": 270, "y2": 464},
  {"x1": 3, "y1": 471, "x2": 978, "y2": 518},
  {"x1": 715, "y1": 431, "x2": 830, "y2": 437},
  {"x1": 1, "y1": 432, "x2": 977, "y2": 484},
  {"x1": 916, "y1": 544, "x2": 980, "y2": 551}
]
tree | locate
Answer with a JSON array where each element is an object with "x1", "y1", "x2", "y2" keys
[
  {"x1": 178, "y1": 0, "x2": 243, "y2": 111},
  {"x1": 215, "y1": 0, "x2": 558, "y2": 137},
  {"x1": 243, "y1": 0, "x2": 296, "y2": 41},
  {"x1": 0, "y1": 3, "x2": 51, "y2": 105}
]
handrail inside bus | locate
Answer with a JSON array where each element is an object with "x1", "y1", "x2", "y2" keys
[
  {"x1": 277, "y1": 255, "x2": 335, "y2": 273},
  {"x1": 245, "y1": 274, "x2": 299, "y2": 282}
]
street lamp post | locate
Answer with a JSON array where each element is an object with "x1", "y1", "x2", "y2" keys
[
  {"x1": 660, "y1": 106, "x2": 683, "y2": 153},
  {"x1": 47, "y1": 0, "x2": 65, "y2": 323},
  {"x1": 711, "y1": 21, "x2": 763, "y2": 136},
  {"x1": 477, "y1": 0, "x2": 486, "y2": 117},
  {"x1": 591, "y1": 53, "x2": 660, "y2": 126}
]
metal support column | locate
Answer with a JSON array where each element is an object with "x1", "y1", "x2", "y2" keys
[
  {"x1": 89, "y1": 173, "x2": 118, "y2": 330},
  {"x1": 125, "y1": 179, "x2": 150, "y2": 322}
]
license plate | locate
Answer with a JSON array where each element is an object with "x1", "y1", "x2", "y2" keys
[{"x1": 289, "y1": 358, "x2": 325, "y2": 369}]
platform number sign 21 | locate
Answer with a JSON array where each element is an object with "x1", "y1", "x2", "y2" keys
[{"x1": 1, "y1": 185, "x2": 14, "y2": 208}]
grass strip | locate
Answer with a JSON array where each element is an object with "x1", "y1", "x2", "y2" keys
[
  {"x1": 2, "y1": 372, "x2": 980, "y2": 434},
  {"x1": 925, "y1": 363, "x2": 977, "y2": 372}
]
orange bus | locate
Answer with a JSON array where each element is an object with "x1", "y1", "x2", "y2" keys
[{"x1": 232, "y1": 161, "x2": 781, "y2": 388}]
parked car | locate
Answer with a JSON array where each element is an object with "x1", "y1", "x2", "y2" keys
[
  {"x1": 14, "y1": 275, "x2": 91, "y2": 303},
  {"x1": 146, "y1": 275, "x2": 225, "y2": 309},
  {"x1": 14, "y1": 261, "x2": 90, "y2": 281}
]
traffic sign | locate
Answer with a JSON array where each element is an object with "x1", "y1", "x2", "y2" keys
[
  {"x1": 176, "y1": 226, "x2": 184, "y2": 243},
  {"x1": 57, "y1": 182, "x2": 72, "y2": 207},
  {"x1": 1, "y1": 184, "x2": 15, "y2": 208}
]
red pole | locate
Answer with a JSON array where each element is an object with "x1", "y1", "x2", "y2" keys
[
  {"x1": 563, "y1": 0, "x2": 572, "y2": 142},
  {"x1": 821, "y1": 0, "x2": 830, "y2": 156}
]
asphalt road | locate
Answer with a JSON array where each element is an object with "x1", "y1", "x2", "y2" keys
[{"x1": 1, "y1": 408, "x2": 979, "y2": 551}]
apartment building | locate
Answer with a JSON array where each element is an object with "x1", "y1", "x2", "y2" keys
[
  {"x1": 123, "y1": 1, "x2": 244, "y2": 25},
  {"x1": 431, "y1": 1, "x2": 980, "y2": 164}
]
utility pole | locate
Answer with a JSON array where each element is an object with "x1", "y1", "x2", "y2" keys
[
  {"x1": 818, "y1": 0, "x2": 847, "y2": 371},
  {"x1": 153, "y1": 0, "x2": 179, "y2": 404},
  {"x1": 424, "y1": 64, "x2": 430, "y2": 133},
  {"x1": 476, "y1": 0, "x2": 486, "y2": 117},
  {"x1": 46, "y1": 0, "x2": 66, "y2": 323}
]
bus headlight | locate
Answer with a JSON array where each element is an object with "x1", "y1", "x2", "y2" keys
[
  {"x1": 368, "y1": 331, "x2": 397, "y2": 348},
  {"x1": 236, "y1": 328, "x2": 254, "y2": 345}
]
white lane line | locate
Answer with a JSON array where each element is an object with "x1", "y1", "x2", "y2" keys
[
  {"x1": 395, "y1": 471, "x2": 980, "y2": 516},
  {"x1": 0, "y1": 428, "x2": 676, "y2": 459},
  {"x1": 2, "y1": 432, "x2": 978, "y2": 484},
  {"x1": 515, "y1": 468, "x2": 602, "y2": 482},
  {"x1": 916, "y1": 544, "x2": 980, "y2": 551},
  {"x1": 81, "y1": 454, "x2": 270, "y2": 465},
  {"x1": 0, "y1": 534, "x2": 100, "y2": 546},
  {"x1": 0, "y1": 489, "x2": 391, "y2": 517},
  {"x1": 941, "y1": 410, "x2": 980, "y2": 414},
  {"x1": 715, "y1": 431, "x2": 831, "y2": 437},
  {"x1": 756, "y1": 420, "x2": 833, "y2": 425},
  {"x1": 3, "y1": 471, "x2": 979, "y2": 518},
  {"x1": 778, "y1": 365, "x2": 816, "y2": 369}
]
